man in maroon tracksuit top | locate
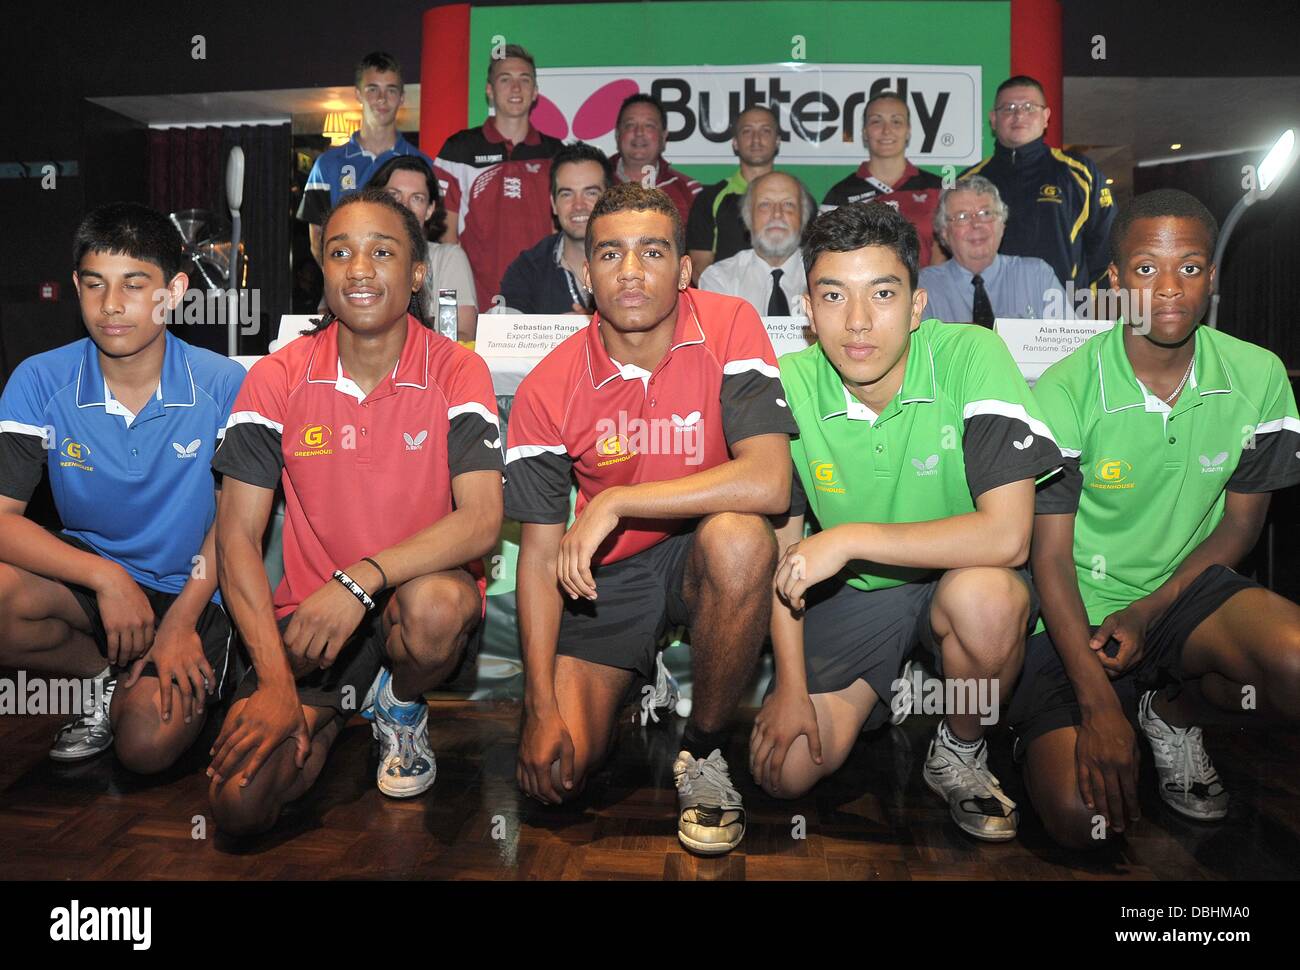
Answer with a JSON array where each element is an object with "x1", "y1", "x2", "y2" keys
[{"x1": 434, "y1": 44, "x2": 562, "y2": 312}]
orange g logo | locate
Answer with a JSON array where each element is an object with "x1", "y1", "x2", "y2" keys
[
  {"x1": 301, "y1": 424, "x2": 332, "y2": 449},
  {"x1": 597, "y1": 434, "x2": 627, "y2": 457},
  {"x1": 1092, "y1": 458, "x2": 1133, "y2": 487}
]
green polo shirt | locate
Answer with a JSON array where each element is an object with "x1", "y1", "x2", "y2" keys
[
  {"x1": 782, "y1": 318, "x2": 1064, "y2": 592},
  {"x1": 1033, "y1": 319, "x2": 1300, "y2": 627}
]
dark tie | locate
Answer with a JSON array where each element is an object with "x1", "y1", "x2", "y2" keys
[
  {"x1": 767, "y1": 268, "x2": 790, "y2": 316},
  {"x1": 971, "y1": 273, "x2": 995, "y2": 328}
]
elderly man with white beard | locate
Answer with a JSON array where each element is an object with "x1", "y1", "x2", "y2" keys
[{"x1": 698, "y1": 172, "x2": 814, "y2": 317}]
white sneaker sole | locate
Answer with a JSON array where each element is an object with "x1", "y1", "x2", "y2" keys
[
  {"x1": 1158, "y1": 789, "x2": 1228, "y2": 822},
  {"x1": 677, "y1": 821, "x2": 745, "y2": 856},
  {"x1": 48, "y1": 742, "x2": 113, "y2": 763},
  {"x1": 377, "y1": 767, "x2": 436, "y2": 799}
]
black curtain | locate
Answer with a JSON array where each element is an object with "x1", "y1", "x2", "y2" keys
[
  {"x1": 148, "y1": 123, "x2": 291, "y2": 355},
  {"x1": 1135, "y1": 150, "x2": 1300, "y2": 369}
]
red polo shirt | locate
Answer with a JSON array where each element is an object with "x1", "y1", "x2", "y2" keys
[
  {"x1": 435, "y1": 121, "x2": 563, "y2": 312},
  {"x1": 504, "y1": 288, "x2": 797, "y2": 565},
  {"x1": 214, "y1": 315, "x2": 503, "y2": 617}
]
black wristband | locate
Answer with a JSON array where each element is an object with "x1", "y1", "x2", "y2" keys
[{"x1": 361, "y1": 556, "x2": 388, "y2": 592}]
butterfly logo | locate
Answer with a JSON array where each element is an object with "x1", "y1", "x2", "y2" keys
[
  {"x1": 671, "y1": 411, "x2": 701, "y2": 429},
  {"x1": 911, "y1": 454, "x2": 940, "y2": 476},
  {"x1": 776, "y1": 398, "x2": 788, "y2": 408},
  {"x1": 1012, "y1": 434, "x2": 1035, "y2": 450},
  {"x1": 483, "y1": 437, "x2": 502, "y2": 449},
  {"x1": 171, "y1": 438, "x2": 201, "y2": 459},
  {"x1": 403, "y1": 430, "x2": 428, "y2": 451},
  {"x1": 1199, "y1": 451, "x2": 1229, "y2": 471}
]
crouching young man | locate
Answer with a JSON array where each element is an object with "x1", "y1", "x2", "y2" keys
[
  {"x1": 208, "y1": 189, "x2": 502, "y2": 834},
  {"x1": 1009, "y1": 189, "x2": 1300, "y2": 847},
  {"x1": 0, "y1": 203, "x2": 244, "y2": 770},
  {"x1": 750, "y1": 202, "x2": 1062, "y2": 842},
  {"x1": 506, "y1": 184, "x2": 797, "y2": 855}
]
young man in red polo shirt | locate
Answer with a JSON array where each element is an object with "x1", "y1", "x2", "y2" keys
[
  {"x1": 435, "y1": 44, "x2": 563, "y2": 311},
  {"x1": 208, "y1": 189, "x2": 503, "y2": 834},
  {"x1": 506, "y1": 183, "x2": 797, "y2": 855}
]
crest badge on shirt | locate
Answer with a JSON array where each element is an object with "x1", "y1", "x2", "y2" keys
[
  {"x1": 1037, "y1": 183, "x2": 1063, "y2": 205},
  {"x1": 59, "y1": 438, "x2": 94, "y2": 472},
  {"x1": 341, "y1": 165, "x2": 357, "y2": 192}
]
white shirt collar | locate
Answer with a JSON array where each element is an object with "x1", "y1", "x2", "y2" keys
[
  {"x1": 103, "y1": 378, "x2": 162, "y2": 426},
  {"x1": 843, "y1": 384, "x2": 878, "y2": 423}
]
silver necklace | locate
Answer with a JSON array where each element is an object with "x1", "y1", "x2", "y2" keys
[{"x1": 1162, "y1": 356, "x2": 1195, "y2": 404}]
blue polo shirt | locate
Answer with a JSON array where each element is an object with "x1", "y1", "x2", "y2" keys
[
  {"x1": 0, "y1": 332, "x2": 245, "y2": 600},
  {"x1": 298, "y1": 131, "x2": 433, "y2": 226}
]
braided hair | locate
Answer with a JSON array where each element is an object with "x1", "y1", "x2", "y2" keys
[{"x1": 302, "y1": 187, "x2": 429, "y2": 336}]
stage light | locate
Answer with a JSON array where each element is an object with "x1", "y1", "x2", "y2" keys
[
  {"x1": 1256, "y1": 127, "x2": 1297, "y2": 200},
  {"x1": 1209, "y1": 128, "x2": 1298, "y2": 327}
]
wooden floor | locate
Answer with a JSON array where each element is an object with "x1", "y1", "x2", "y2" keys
[{"x1": 0, "y1": 699, "x2": 1297, "y2": 881}]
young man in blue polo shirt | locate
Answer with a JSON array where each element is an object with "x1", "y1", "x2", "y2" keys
[
  {"x1": 1011, "y1": 189, "x2": 1300, "y2": 847},
  {"x1": 0, "y1": 203, "x2": 245, "y2": 770},
  {"x1": 299, "y1": 51, "x2": 455, "y2": 262}
]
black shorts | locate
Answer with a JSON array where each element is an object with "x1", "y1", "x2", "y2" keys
[
  {"x1": 230, "y1": 598, "x2": 392, "y2": 717},
  {"x1": 557, "y1": 529, "x2": 693, "y2": 682},
  {"x1": 1006, "y1": 564, "x2": 1259, "y2": 761},
  {"x1": 55, "y1": 532, "x2": 234, "y2": 694},
  {"x1": 771, "y1": 568, "x2": 1038, "y2": 732}
]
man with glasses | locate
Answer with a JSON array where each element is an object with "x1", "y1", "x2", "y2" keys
[
  {"x1": 962, "y1": 76, "x2": 1114, "y2": 291},
  {"x1": 919, "y1": 177, "x2": 1064, "y2": 325}
]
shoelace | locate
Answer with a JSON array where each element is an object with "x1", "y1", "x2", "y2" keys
[
  {"x1": 1157, "y1": 723, "x2": 1215, "y2": 805},
  {"x1": 393, "y1": 722, "x2": 422, "y2": 772},
  {"x1": 948, "y1": 744, "x2": 1017, "y2": 816},
  {"x1": 679, "y1": 753, "x2": 741, "y2": 806}
]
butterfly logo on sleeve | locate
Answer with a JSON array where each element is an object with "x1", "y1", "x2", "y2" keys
[{"x1": 1012, "y1": 434, "x2": 1035, "y2": 450}]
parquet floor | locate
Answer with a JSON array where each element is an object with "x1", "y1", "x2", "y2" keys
[{"x1": 1, "y1": 693, "x2": 1297, "y2": 881}]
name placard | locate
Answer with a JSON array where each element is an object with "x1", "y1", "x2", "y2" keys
[
  {"x1": 762, "y1": 315, "x2": 816, "y2": 360},
  {"x1": 995, "y1": 318, "x2": 1116, "y2": 384},
  {"x1": 477, "y1": 313, "x2": 590, "y2": 395}
]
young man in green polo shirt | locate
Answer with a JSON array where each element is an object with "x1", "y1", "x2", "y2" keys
[
  {"x1": 749, "y1": 202, "x2": 1063, "y2": 841},
  {"x1": 1010, "y1": 189, "x2": 1300, "y2": 847}
]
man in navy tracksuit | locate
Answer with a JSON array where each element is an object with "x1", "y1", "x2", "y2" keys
[{"x1": 962, "y1": 76, "x2": 1115, "y2": 290}]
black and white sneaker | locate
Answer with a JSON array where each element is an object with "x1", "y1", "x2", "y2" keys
[
  {"x1": 923, "y1": 728, "x2": 1019, "y2": 841},
  {"x1": 1138, "y1": 690, "x2": 1228, "y2": 821},
  {"x1": 673, "y1": 748, "x2": 745, "y2": 855}
]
